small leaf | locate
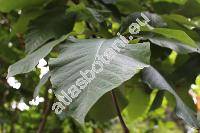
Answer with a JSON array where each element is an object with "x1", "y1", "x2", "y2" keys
[
  {"x1": 163, "y1": 14, "x2": 197, "y2": 27},
  {"x1": 146, "y1": 36, "x2": 200, "y2": 54},
  {"x1": 150, "y1": 28, "x2": 197, "y2": 47}
]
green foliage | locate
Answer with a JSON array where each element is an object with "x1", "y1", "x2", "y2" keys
[{"x1": 1, "y1": 0, "x2": 200, "y2": 132}]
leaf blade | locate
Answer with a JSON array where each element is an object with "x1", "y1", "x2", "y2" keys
[{"x1": 49, "y1": 38, "x2": 150, "y2": 123}]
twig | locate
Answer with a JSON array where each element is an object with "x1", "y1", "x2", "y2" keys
[
  {"x1": 110, "y1": 90, "x2": 129, "y2": 133},
  {"x1": 16, "y1": 33, "x2": 25, "y2": 48},
  {"x1": 37, "y1": 88, "x2": 55, "y2": 133}
]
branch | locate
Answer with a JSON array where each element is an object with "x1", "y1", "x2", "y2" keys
[
  {"x1": 37, "y1": 88, "x2": 55, "y2": 133},
  {"x1": 110, "y1": 90, "x2": 129, "y2": 133}
]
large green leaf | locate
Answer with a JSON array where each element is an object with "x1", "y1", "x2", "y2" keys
[
  {"x1": 12, "y1": 9, "x2": 43, "y2": 34},
  {"x1": 25, "y1": 7, "x2": 75, "y2": 54},
  {"x1": 142, "y1": 66, "x2": 200, "y2": 128},
  {"x1": 7, "y1": 35, "x2": 69, "y2": 78},
  {"x1": 49, "y1": 38, "x2": 150, "y2": 123}
]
